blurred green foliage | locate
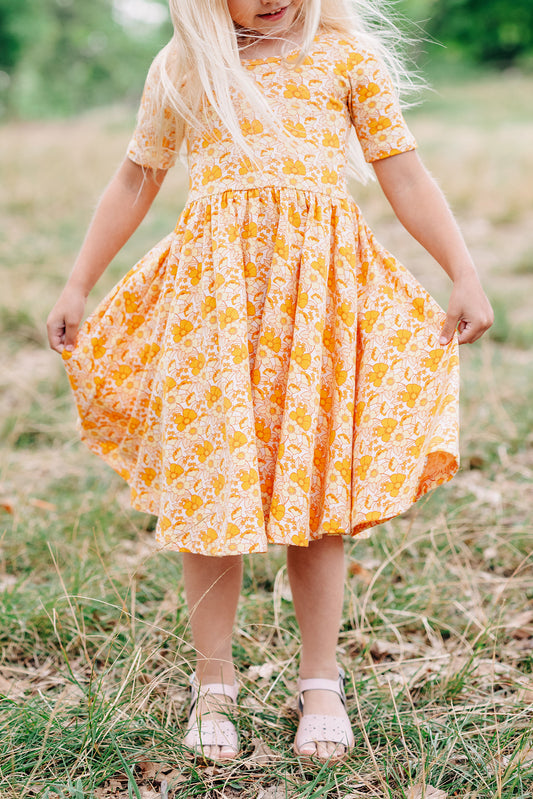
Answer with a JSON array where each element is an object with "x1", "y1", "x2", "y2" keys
[
  {"x1": 1, "y1": 0, "x2": 532, "y2": 119},
  {"x1": 399, "y1": 0, "x2": 533, "y2": 66},
  {"x1": 0, "y1": 0, "x2": 171, "y2": 118}
]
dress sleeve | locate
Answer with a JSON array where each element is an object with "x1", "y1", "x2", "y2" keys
[
  {"x1": 346, "y1": 44, "x2": 417, "y2": 163},
  {"x1": 127, "y1": 54, "x2": 179, "y2": 170}
]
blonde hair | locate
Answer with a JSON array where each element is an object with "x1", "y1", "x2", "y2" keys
[{"x1": 148, "y1": 0, "x2": 420, "y2": 183}]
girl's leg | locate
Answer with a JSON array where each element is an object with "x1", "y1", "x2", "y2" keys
[
  {"x1": 286, "y1": 535, "x2": 350, "y2": 759},
  {"x1": 181, "y1": 552, "x2": 243, "y2": 760}
]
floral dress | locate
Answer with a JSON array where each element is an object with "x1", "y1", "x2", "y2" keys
[{"x1": 63, "y1": 31, "x2": 460, "y2": 556}]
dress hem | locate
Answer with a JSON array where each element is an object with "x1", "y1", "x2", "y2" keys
[{"x1": 75, "y1": 421, "x2": 459, "y2": 557}]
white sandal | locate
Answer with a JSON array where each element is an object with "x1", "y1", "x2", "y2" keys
[
  {"x1": 183, "y1": 672, "x2": 240, "y2": 761},
  {"x1": 293, "y1": 667, "x2": 354, "y2": 761}
]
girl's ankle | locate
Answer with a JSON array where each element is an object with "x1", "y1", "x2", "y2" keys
[
  {"x1": 298, "y1": 662, "x2": 340, "y2": 681},
  {"x1": 195, "y1": 660, "x2": 236, "y2": 686}
]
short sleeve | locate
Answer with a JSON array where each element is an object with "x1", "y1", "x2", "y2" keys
[
  {"x1": 346, "y1": 44, "x2": 417, "y2": 163},
  {"x1": 127, "y1": 55, "x2": 179, "y2": 170}
]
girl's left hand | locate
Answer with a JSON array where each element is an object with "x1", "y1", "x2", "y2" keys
[
  {"x1": 47, "y1": 286, "x2": 87, "y2": 354},
  {"x1": 440, "y1": 272, "x2": 494, "y2": 345}
]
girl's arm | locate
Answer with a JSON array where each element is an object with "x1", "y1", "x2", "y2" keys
[
  {"x1": 372, "y1": 149, "x2": 494, "y2": 344},
  {"x1": 47, "y1": 157, "x2": 167, "y2": 353}
]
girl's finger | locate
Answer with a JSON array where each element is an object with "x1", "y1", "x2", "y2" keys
[
  {"x1": 457, "y1": 317, "x2": 489, "y2": 344},
  {"x1": 439, "y1": 313, "x2": 460, "y2": 345},
  {"x1": 47, "y1": 319, "x2": 65, "y2": 352},
  {"x1": 49, "y1": 337, "x2": 65, "y2": 353},
  {"x1": 64, "y1": 319, "x2": 79, "y2": 350}
]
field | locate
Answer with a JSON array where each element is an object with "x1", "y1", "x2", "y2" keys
[{"x1": 1, "y1": 70, "x2": 533, "y2": 798}]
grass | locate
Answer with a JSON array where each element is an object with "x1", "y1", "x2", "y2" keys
[{"x1": 1, "y1": 70, "x2": 533, "y2": 797}]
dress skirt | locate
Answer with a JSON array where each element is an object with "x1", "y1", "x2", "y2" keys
[{"x1": 63, "y1": 185, "x2": 459, "y2": 556}]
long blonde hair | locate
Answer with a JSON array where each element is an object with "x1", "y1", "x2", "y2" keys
[{"x1": 148, "y1": 0, "x2": 420, "y2": 183}]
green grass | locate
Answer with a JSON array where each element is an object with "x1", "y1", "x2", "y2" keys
[
  {"x1": 417, "y1": 68, "x2": 533, "y2": 126},
  {"x1": 2, "y1": 446, "x2": 533, "y2": 796},
  {"x1": 1, "y1": 73, "x2": 533, "y2": 798},
  {"x1": 487, "y1": 297, "x2": 533, "y2": 350}
]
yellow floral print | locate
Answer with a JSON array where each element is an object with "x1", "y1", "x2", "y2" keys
[
  {"x1": 323, "y1": 132, "x2": 340, "y2": 148},
  {"x1": 376, "y1": 418, "x2": 398, "y2": 442},
  {"x1": 91, "y1": 337, "x2": 106, "y2": 358},
  {"x1": 357, "y1": 82, "x2": 380, "y2": 102},
  {"x1": 283, "y1": 158, "x2": 306, "y2": 176},
  {"x1": 391, "y1": 329, "x2": 411, "y2": 351},
  {"x1": 290, "y1": 406, "x2": 312, "y2": 431},
  {"x1": 165, "y1": 463, "x2": 184, "y2": 484},
  {"x1": 284, "y1": 83, "x2": 311, "y2": 100},
  {"x1": 368, "y1": 363, "x2": 388, "y2": 387},
  {"x1": 285, "y1": 120, "x2": 307, "y2": 138},
  {"x1": 242, "y1": 119, "x2": 264, "y2": 136},
  {"x1": 401, "y1": 384, "x2": 422, "y2": 408},
  {"x1": 172, "y1": 320, "x2": 193, "y2": 342},
  {"x1": 360, "y1": 310, "x2": 379, "y2": 332}
]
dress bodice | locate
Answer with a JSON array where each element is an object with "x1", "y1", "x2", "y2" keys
[{"x1": 127, "y1": 33, "x2": 416, "y2": 201}]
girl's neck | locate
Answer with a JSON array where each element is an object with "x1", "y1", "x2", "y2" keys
[{"x1": 236, "y1": 21, "x2": 305, "y2": 61}]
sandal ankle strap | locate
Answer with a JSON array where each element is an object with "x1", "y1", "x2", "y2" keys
[
  {"x1": 296, "y1": 668, "x2": 348, "y2": 710},
  {"x1": 188, "y1": 672, "x2": 239, "y2": 714}
]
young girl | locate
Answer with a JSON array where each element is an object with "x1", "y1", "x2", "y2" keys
[{"x1": 47, "y1": 0, "x2": 493, "y2": 764}]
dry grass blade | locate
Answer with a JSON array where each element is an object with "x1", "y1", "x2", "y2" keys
[{"x1": 245, "y1": 737, "x2": 280, "y2": 765}]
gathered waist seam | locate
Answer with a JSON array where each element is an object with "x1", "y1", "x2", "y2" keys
[{"x1": 186, "y1": 183, "x2": 350, "y2": 203}]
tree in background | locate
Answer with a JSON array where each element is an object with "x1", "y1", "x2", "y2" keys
[
  {"x1": 400, "y1": 0, "x2": 533, "y2": 66},
  {"x1": 0, "y1": 0, "x2": 171, "y2": 118},
  {"x1": 0, "y1": 0, "x2": 32, "y2": 73}
]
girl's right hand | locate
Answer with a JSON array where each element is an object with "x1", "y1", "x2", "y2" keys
[
  {"x1": 45, "y1": 158, "x2": 166, "y2": 355},
  {"x1": 47, "y1": 286, "x2": 87, "y2": 354}
]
